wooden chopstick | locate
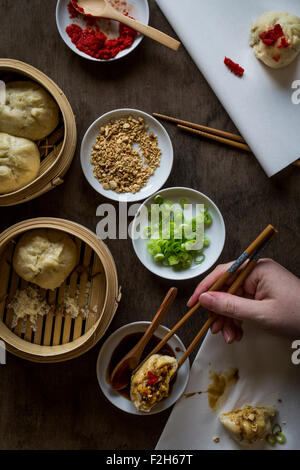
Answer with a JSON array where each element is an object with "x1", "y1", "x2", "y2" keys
[
  {"x1": 178, "y1": 124, "x2": 251, "y2": 152},
  {"x1": 153, "y1": 112, "x2": 300, "y2": 166},
  {"x1": 153, "y1": 112, "x2": 246, "y2": 143},
  {"x1": 177, "y1": 234, "x2": 276, "y2": 368},
  {"x1": 136, "y1": 224, "x2": 277, "y2": 371}
]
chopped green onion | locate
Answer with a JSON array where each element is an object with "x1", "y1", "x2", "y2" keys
[
  {"x1": 146, "y1": 197, "x2": 213, "y2": 270},
  {"x1": 275, "y1": 432, "x2": 286, "y2": 444},
  {"x1": 179, "y1": 197, "x2": 190, "y2": 209},
  {"x1": 163, "y1": 200, "x2": 174, "y2": 207},
  {"x1": 203, "y1": 234, "x2": 210, "y2": 247},
  {"x1": 144, "y1": 226, "x2": 152, "y2": 238},
  {"x1": 266, "y1": 434, "x2": 277, "y2": 446},
  {"x1": 204, "y1": 212, "x2": 213, "y2": 226},
  {"x1": 194, "y1": 253, "x2": 205, "y2": 264},
  {"x1": 272, "y1": 424, "x2": 282, "y2": 435},
  {"x1": 181, "y1": 259, "x2": 192, "y2": 269},
  {"x1": 153, "y1": 194, "x2": 164, "y2": 205},
  {"x1": 168, "y1": 255, "x2": 179, "y2": 266}
]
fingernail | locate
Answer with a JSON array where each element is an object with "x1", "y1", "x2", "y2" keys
[
  {"x1": 199, "y1": 292, "x2": 215, "y2": 308},
  {"x1": 223, "y1": 328, "x2": 232, "y2": 344},
  {"x1": 187, "y1": 297, "x2": 193, "y2": 307}
]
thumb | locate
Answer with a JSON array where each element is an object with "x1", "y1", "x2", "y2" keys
[{"x1": 199, "y1": 291, "x2": 263, "y2": 321}]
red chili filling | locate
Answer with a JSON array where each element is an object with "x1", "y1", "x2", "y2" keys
[
  {"x1": 278, "y1": 36, "x2": 290, "y2": 48},
  {"x1": 68, "y1": 1, "x2": 80, "y2": 18},
  {"x1": 66, "y1": 1, "x2": 138, "y2": 60},
  {"x1": 70, "y1": 0, "x2": 85, "y2": 15},
  {"x1": 272, "y1": 55, "x2": 281, "y2": 62},
  {"x1": 259, "y1": 24, "x2": 284, "y2": 46},
  {"x1": 224, "y1": 57, "x2": 244, "y2": 77},
  {"x1": 147, "y1": 371, "x2": 158, "y2": 386}
]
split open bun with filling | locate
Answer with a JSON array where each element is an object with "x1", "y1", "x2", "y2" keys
[
  {"x1": 0, "y1": 132, "x2": 40, "y2": 194},
  {"x1": 130, "y1": 354, "x2": 178, "y2": 412},
  {"x1": 13, "y1": 229, "x2": 78, "y2": 290},
  {"x1": 0, "y1": 81, "x2": 59, "y2": 140},
  {"x1": 220, "y1": 404, "x2": 276, "y2": 443},
  {"x1": 250, "y1": 11, "x2": 300, "y2": 68}
]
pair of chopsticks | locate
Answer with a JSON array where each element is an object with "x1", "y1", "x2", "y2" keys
[
  {"x1": 136, "y1": 224, "x2": 277, "y2": 372},
  {"x1": 153, "y1": 112, "x2": 300, "y2": 167}
]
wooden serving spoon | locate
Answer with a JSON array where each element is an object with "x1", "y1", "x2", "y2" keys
[
  {"x1": 74, "y1": 0, "x2": 181, "y2": 51},
  {"x1": 110, "y1": 287, "x2": 178, "y2": 390}
]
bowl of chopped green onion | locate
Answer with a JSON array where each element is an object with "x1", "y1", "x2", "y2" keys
[{"x1": 131, "y1": 187, "x2": 226, "y2": 280}]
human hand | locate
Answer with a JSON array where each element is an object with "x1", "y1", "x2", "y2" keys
[{"x1": 187, "y1": 259, "x2": 300, "y2": 343}]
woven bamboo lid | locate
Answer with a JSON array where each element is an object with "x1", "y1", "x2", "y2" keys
[
  {"x1": 0, "y1": 59, "x2": 77, "y2": 206},
  {"x1": 0, "y1": 218, "x2": 120, "y2": 362}
]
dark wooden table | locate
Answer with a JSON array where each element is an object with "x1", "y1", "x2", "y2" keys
[{"x1": 0, "y1": 0, "x2": 299, "y2": 450}]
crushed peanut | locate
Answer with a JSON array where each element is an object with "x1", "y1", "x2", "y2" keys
[
  {"x1": 90, "y1": 115, "x2": 161, "y2": 194},
  {"x1": 213, "y1": 436, "x2": 220, "y2": 443},
  {"x1": 8, "y1": 282, "x2": 96, "y2": 330}
]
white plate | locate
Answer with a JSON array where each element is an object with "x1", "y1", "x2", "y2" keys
[
  {"x1": 132, "y1": 187, "x2": 226, "y2": 281},
  {"x1": 96, "y1": 321, "x2": 190, "y2": 415},
  {"x1": 80, "y1": 109, "x2": 174, "y2": 202},
  {"x1": 56, "y1": 0, "x2": 149, "y2": 62}
]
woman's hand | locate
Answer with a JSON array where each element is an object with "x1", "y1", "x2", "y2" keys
[{"x1": 187, "y1": 259, "x2": 300, "y2": 343}]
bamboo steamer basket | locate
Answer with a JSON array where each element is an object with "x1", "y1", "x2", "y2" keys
[
  {"x1": 0, "y1": 218, "x2": 121, "y2": 362},
  {"x1": 0, "y1": 59, "x2": 77, "y2": 206}
]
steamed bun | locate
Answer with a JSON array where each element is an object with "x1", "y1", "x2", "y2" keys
[
  {"x1": 130, "y1": 354, "x2": 178, "y2": 412},
  {"x1": 0, "y1": 81, "x2": 59, "y2": 140},
  {"x1": 220, "y1": 404, "x2": 276, "y2": 443},
  {"x1": 13, "y1": 229, "x2": 78, "y2": 290},
  {"x1": 0, "y1": 132, "x2": 40, "y2": 194},
  {"x1": 250, "y1": 11, "x2": 300, "y2": 68}
]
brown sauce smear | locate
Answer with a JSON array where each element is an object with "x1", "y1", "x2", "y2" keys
[
  {"x1": 207, "y1": 368, "x2": 239, "y2": 410},
  {"x1": 184, "y1": 368, "x2": 239, "y2": 409},
  {"x1": 106, "y1": 332, "x2": 176, "y2": 401}
]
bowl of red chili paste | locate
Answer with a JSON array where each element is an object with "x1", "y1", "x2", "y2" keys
[{"x1": 56, "y1": 0, "x2": 149, "y2": 61}]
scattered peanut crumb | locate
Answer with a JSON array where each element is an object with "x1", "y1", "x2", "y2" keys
[
  {"x1": 213, "y1": 436, "x2": 220, "y2": 443},
  {"x1": 282, "y1": 421, "x2": 287, "y2": 425},
  {"x1": 90, "y1": 115, "x2": 161, "y2": 194},
  {"x1": 8, "y1": 283, "x2": 97, "y2": 330},
  {"x1": 8, "y1": 286, "x2": 51, "y2": 330},
  {"x1": 277, "y1": 398, "x2": 282, "y2": 403}
]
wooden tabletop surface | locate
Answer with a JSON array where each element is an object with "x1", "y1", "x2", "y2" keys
[{"x1": 0, "y1": 0, "x2": 299, "y2": 450}]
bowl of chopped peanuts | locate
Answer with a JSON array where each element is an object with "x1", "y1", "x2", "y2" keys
[{"x1": 80, "y1": 108, "x2": 174, "y2": 202}]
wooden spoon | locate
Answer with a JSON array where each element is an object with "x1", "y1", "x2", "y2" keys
[
  {"x1": 110, "y1": 287, "x2": 177, "y2": 390},
  {"x1": 74, "y1": 0, "x2": 181, "y2": 51}
]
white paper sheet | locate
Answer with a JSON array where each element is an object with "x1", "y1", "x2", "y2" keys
[
  {"x1": 156, "y1": 0, "x2": 300, "y2": 177},
  {"x1": 156, "y1": 323, "x2": 300, "y2": 450}
]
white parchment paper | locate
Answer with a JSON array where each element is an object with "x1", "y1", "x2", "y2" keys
[
  {"x1": 156, "y1": 0, "x2": 300, "y2": 176},
  {"x1": 156, "y1": 323, "x2": 300, "y2": 450}
]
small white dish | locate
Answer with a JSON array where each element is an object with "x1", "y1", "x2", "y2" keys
[
  {"x1": 56, "y1": 0, "x2": 149, "y2": 62},
  {"x1": 80, "y1": 108, "x2": 174, "y2": 202},
  {"x1": 96, "y1": 321, "x2": 190, "y2": 415},
  {"x1": 132, "y1": 187, "x2": 226, "y2": 281}
]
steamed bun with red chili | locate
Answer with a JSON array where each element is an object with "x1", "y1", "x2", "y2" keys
[
  {"x1": 0, "y1": 81, "x2": 59, "y2": 140},
  {"x1": 250, "y1": 11, "x2": 300, "y2": 68},
  {"x1": 130, "y1": 354, "x2": 178, "y2": 412}
]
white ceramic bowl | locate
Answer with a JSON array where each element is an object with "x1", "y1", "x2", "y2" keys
[
  {"x1": 80, "y1": 108, "x2": 174, "y2": 202},
  {"x1": 132, "y1": 187, "x2": 226, "y2": 281},
  {"x1": 96, "y1": 321, "x2": 190, "y2": 415},
  {"x1": 56, "y1": 0, "x2": 149, "y2": 62}
]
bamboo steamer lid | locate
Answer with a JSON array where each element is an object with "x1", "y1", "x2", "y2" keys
[
  {"x1": 0, "y1": 218, "x2": 121, "y2": 362},
  {"x1": 0, "y1": 59, "x2": 77, "y2": 206}
]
